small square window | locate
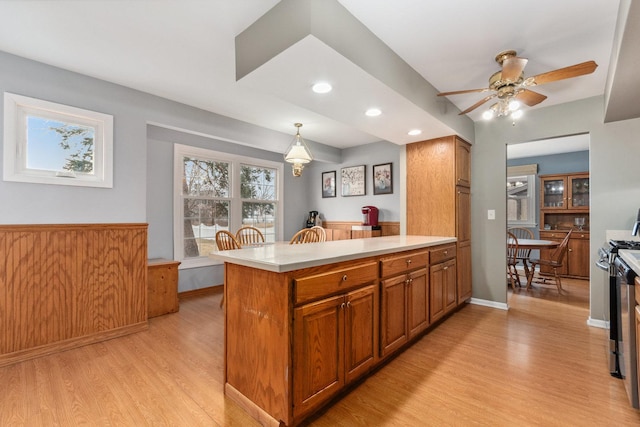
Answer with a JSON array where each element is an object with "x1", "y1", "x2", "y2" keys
[{"x1": 3, "y1": 92, "x2": 113, "y2": 188}]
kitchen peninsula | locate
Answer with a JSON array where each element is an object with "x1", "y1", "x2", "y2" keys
[{"x1": 211, "y1": 235, "x2": 461, "y2": 426}]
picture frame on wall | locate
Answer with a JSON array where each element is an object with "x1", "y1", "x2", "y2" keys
[
  {"x1": 341, "y1": 165, "x2": 366, "y2": 196},
  {"x1": 373, "y1": 163, "x2": 393, "y2": 195},
  {"x1": 321, "y1": 170, "x2": 336, "y2": 198}
]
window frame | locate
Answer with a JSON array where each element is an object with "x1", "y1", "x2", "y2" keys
[
  {"x1": 507, "y1": 173, "x2": 537, "y2": 228},
  {"x1": 173, "y1": 144, "x2": 283, "y2": 269},
  {"x1": 3, "y1": 92, "x2": 113, "y2": 188}
]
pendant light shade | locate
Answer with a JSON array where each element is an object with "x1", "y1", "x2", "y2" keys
[{"x1": 284, "y1": 123, "x2": 313, "y2": 177}]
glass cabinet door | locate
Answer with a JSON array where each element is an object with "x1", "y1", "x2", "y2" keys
[
  {"x1": 569, "y1": 175, "x2": 589, "y2": 209},
  {"x1": 541, "y1": 177, "x2": 566, "y2": 209}
]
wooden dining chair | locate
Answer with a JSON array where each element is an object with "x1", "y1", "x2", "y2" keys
[
  {"x1": 235, "y1": 226, "x2": 265, "y2": 246},
  {"x1": 526, "y1": 229, "x2": 573, "y2": 292},
  {"x1": 215, "y1": 230, "x2": 241, "y2": 307},
  {"x1": 506, "y1": 232, "x2": 521, "y2": 288},
  {"x1": 289, "y1": 228, "x2": 321, "y2": 244},
  {"x1": 310, "y1": 226, "x2": 327, "y2": 242},
  {"x1": 507, "y1": 227, "x2": 534, "y2": 271}
]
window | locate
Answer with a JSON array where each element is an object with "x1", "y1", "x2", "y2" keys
[
  {"x1": 507, "y1": 164, "x2": 537, "y2": 227},
  {"x1": 3, "y1": 92, "x2": 113, "y2": 187},
  {"x1": 174, "y1": 144, "x2": 283, "y2": 268}
]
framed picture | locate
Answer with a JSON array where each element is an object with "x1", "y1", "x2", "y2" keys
[
  {"x1": 373, "y1": 163, "x2": 393, "y2": 195},
  {"x1": 321, "y1": 171, "x2": 336, "y2": 198},
  {"x1": 341, "y1": 165, "x2": 366, "y2": 196}
]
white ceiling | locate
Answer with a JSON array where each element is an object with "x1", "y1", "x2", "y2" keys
[
  {"x1": 0, "y1": 0, "x2": 625, "y2": 152},
  {"x1": 507, "y1": 134, "x2": 590, "y2": 159}
]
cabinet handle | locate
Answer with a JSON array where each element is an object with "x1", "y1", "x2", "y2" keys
[
  {"x1": 406, "y1": 259, "x2": 412, "y2": 264},
  {"x1": 341, "y1": 302, "x2": 346, "y2": 309},
  {"x1": 568, "y1": 248, "x2": 573, "y2": 252},
  {"x1": 342, "y1": 275, "x2": 348, "y2": 282},
  {"x1": 444, "y1": 266, "x2": 448, "y2": 270},
  {"x1": 346, "y1": 301, "x2": 351, "y2": 308},
  {"x1": 444, "y1": 250, "x2": 448, "y2": 255}
]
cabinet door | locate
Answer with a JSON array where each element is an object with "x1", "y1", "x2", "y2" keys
[
  {"x1": 456, "y1": 186, "x2": 471, "y2": 243},
  {"x1": 345, "y1": 285, "x2": 379, "y2": 383},
  {"x1": 455, "y1": 138, "x2": 471, "y2": 188},
  {"x1": 407, "y1": 268, "x2": 429, "y2": 338},
  {"x1": 444, "y1": 259, "x2": 458, "y2": 314},
  {"x1": 636, "y1": 305, "x2": 640, "y2": 400},
  {"x1": 567, "y1": 234, "x2": 590, "y2": 278},
  {"x1": 540, "y1": 176, "x2": 568, "y2": 210},
  {"x1": 568, "y1": 174, "x2": 589, "y2": 210},
  {"x1": 430, "y1": 263, "x2": 446, "y2": 323},
  {"x1": 293, "y1": 295, "x2": 344, "y2": 418},
  {"x1": 380, "y1": 275, "x2": 408, "y2": 357},
  {"x1": 457, "y1": 241, "x2": 472, "y2": 304}
]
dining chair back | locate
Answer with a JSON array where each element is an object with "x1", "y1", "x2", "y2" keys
[
  {"x1": 215, "y1": 230, "x2": 242, "y2": 251},
  {"x1": 310, "y1": 226, "x2": 327, "y2": 242},
  {"x1": 289, "y1": 228, "x2": 321, "y2": 244},
  {"x1": 506, "y1": 232, "x2": 521, "y2": 288},
  {"x1": 507, "y1": 227, "x2": 534, "y2": 269},
  {"x1": 235, "y1": 226, "x2": 265, "y2": 246},
  {"x1": 526, "y1": 229, "x2": 573, "y2": 292}
]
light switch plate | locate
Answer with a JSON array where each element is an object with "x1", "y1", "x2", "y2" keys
[{"x1": 488, "y1": 209, "x2": 495, "y2": 220}]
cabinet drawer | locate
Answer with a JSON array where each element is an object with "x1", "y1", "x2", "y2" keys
[
  {"x1": 380, "y1": 250, "x2": 429, "y2": 278},
  {"x1": 295, "y1": 261, "x2": 378, "y2": 305},
  {"x1": 539, "y1": 231, "x2": 565, "y2": 240},
  {"x1": 430, "y1": 244, "x2": 456, "y2": 264},
  {"x1": 571, "y1": 232, "x2": 590, "y2": 240}
]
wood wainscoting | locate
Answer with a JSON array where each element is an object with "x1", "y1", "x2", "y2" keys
[{"x1": 0, "y1": 223, "x2": 148, "y2": 367}]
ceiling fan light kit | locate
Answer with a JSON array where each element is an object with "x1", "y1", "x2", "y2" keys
[{"x1": 437, "y1": 49, "x2": 598, "y2": 121}]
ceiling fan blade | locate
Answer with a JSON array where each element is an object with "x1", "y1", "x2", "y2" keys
[
  {"x1": 437, "y1": 88, "x2": 491, "y2": 97},
  {"x1": 526, "y1": 60, "x2": 598, "y2": 86},
  {"x1": 515, "y1": 89, "x2": 547, "y2": 107},
  {"x1": 458, "y1": 94, "x2": 497, "y2": 115},
  {"x1": 501, "y1": 57, "x2": 528, "y2": 83}
]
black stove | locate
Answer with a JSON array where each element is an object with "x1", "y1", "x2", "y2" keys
[{"x1": 610, "y1": 240, "x2": 640, "y2": 253}]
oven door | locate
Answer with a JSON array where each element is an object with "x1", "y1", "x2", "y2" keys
[{"x1": 616, "y1": 256, "x2": 639, "y2": 408}]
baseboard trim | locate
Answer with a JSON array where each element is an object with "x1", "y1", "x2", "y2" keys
[
  {"x1": 469, "y1": 297, "x2": 509, "y2": 311},
  {"x1": 178, "y1": 285, "x2": 223, "y2": 300},
  {"x1": 587, "y1": 317, "x2": 608, "y2": 329}
]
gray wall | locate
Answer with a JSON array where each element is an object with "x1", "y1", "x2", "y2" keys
[
  {"x1": 306, "y1": 140, "x2": 401, "y2": 223},
  {"x1": 0, "y1": 51, "x2": 336, "y2": 292},
  {"x1": 473, "y1": 95, "x2": 640, "y2": 322}
]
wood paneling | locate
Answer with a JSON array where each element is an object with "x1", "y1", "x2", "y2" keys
[{"x1": 0, "y1": 223, "x2": 148, "y2": 367}]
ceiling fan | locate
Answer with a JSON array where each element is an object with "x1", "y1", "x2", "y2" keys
[{"x1": 437, "y1": 50, "x2": 598, "y2": 119}]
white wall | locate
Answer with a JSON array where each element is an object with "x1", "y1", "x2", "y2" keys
[{"x1": 473, "y1": 95, "x2": 640, "y2": 322}]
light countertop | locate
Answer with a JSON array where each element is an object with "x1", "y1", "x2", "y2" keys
[
  {"x1": 209, "y1": 235, "x2": 457, "y2": 273},
  {"x1": 620, "y1": 250, "x2": 640, "y2": 275}
]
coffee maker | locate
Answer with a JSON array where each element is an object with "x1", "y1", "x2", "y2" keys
[
  {"x1": 306, "y1": 211, "x2": 319, "y2": 228},
  {"x1": 361, "y1": 206, "x2": 379, "y2": 227}
]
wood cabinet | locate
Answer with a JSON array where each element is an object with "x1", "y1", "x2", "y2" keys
[
  {"x1": 539, "y1": 230, "x2": 589, "y2": 278},
  {"x1": 539, "y1": 173, "x2": 590, "y2": 232},
  {"x1": 635, "y1": 277, "x2": 640, "y2": 400},
  {"x1": 293, "y1": 284, "x2": 378, "y2": 419},
  {"x1": 407, "y1": 135, "x2": 472, "y2": 306},
  {"x1": 222, "y1": 240, "x2": 459, "y2": 427},
  {"x1": 147, "y1": 258, "x2": 180, "y2": 318},
  {"x1": 379, "y1": 249, "x2": 429, "y2": 357},
  {"x1": 429, "y1": 245, "x2": 457, "y2": 323}
]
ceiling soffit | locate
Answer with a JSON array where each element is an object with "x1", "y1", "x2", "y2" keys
[{"x1": 234, "y1": 0, "x2": 474, "y2": 144}]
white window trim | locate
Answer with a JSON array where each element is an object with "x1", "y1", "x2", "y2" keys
[
  {"x1": 3, "y1": 92, "x2": 113, "y2": 188},
  {"x1": 507, "y1": 173, "x2": 537, "y2": 228},
  {"x1": 173, "y1": 143, "x2": 284, "y2": 269}
]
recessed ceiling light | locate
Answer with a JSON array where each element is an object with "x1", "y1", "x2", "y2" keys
[
  {"x1": 365, "y1": 108, "x2": 381, "y2": 117},
  {"x1": 408, "y1": 129, "x2": 422, "y2": 136},
  {"x1": 312, "y1": 82, "x2": 332, "y2": 94}
]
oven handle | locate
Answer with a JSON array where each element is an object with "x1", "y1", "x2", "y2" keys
[{"x1": 595, "y1": 260, "x2": 610, "y2": 271}]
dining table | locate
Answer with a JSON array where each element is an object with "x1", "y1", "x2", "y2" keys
[{"x1": 507, "y1": 238, "x2": 560, "y2": 285}]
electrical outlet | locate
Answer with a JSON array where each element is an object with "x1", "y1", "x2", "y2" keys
[{"x1": 488, "y1": 209, "x2": 495, "y2": 220}]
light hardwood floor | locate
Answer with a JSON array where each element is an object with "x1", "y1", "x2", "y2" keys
[{"x1": 1, "y1": 279, "x2": 639, "y2": 426}]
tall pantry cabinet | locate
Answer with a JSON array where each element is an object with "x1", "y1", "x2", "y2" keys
[{"x1": 406, "y1": 135, "x2": 472, "y2": 305}]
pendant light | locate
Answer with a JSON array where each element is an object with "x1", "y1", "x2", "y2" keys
[{"x1": 284, "y1": 123, "x2": 313, "y2": 177}]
